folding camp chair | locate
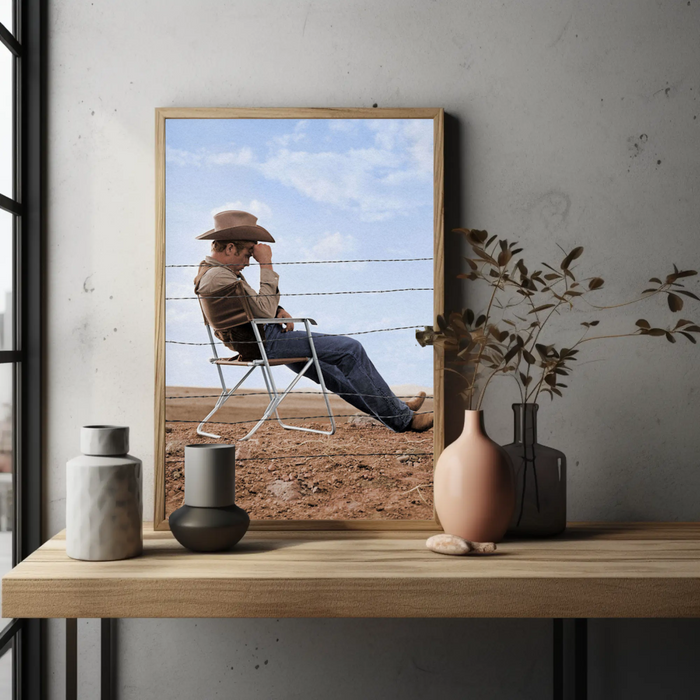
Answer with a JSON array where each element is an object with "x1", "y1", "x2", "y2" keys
[{"x1": 196, "y1": 315, "x2": 336, "y2": 441}]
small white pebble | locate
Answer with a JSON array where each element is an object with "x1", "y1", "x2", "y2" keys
[
  {"x1": 426, "y1": 534, "x2": 497, "y2": 556},
  {"x1": 426, "y1": 534, "x2": 472, "y2": 556}
]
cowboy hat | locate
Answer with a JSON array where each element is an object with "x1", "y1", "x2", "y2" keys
[{"x1": 196, "y1": 210, "x2": 275, "y2": 243}]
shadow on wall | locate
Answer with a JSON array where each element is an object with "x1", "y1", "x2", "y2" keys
[{"x1": 443, "y1": 112, "x2": 467, "y2": 448}]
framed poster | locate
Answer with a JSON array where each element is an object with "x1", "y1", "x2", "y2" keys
[{"x1": 155, "y1": 108, "x2": 444, "y2": 530}]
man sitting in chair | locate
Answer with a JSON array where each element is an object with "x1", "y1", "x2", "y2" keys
[{"x1": 194, "y1": 210, "x2": 433, "y2": 433}]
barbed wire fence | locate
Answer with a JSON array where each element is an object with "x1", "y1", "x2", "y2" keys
[{"x1": 164, "y1": 255, "x2": 436, "y2": 467}]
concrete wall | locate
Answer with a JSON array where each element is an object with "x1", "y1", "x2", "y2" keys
[{"x1": 46, "y1": 1, "x2": 700, "y2": 697}]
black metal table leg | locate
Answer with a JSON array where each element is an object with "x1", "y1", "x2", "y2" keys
[
  {"x1": 574, "y1": 619, "x2": 587, "y2": 699},
  {"x1": 102, "y1": 619, "x2": 114, "y2": 700},
  {"x1": 553, "y1": 618, "x2": 564, "y2": 699},
  {"x1": 554, "y1": 618, "x2": 587, "y2": 699},
  {"x1": 66, "y1": 619, "x2": 77, "y2": 700}
]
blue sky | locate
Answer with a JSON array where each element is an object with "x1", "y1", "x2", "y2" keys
[{"x1": 165, "y1": 118, "x2": 434, "y2": 389}]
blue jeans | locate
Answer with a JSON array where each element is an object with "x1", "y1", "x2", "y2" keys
[{"x1": 263, "y1": 324, "x2": 414, "y2": 432}]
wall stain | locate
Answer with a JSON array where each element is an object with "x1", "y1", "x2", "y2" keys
[
  {"x1": 653, "y1": 81, "x2": 679, "y2": 99},
  {"x1": 627, "y1": 133, "x2": 648, "y2": 158},
  {"x1": 83, "y1": 275, "x2": 95, "y2": 293},
  {"x1": 533, "y1": 191, "x2": 571, "y2": 233}
]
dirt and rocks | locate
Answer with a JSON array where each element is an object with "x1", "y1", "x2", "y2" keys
[{"x1": 164, "y1": 387, "x2": 434, "y2": 520}]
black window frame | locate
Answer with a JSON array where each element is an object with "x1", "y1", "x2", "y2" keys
[{"x1": 0, "y1": 1, "x2": 45, "y2": 698}]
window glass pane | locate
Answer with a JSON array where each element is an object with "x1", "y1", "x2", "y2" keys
[
  {"x1": 0, "y1": 0, "x2": 13, "y2": 36},
  {"x1": 0, "y1": 643, "x2": 12, "y2": 698},
  {"x1": 0, "y1": 363, "x2": 13, "y2": 624},
  {"x1": 0, "y1": 45, "x2": 14, "y2": 198},
  {"x1": 0, "y1": 209, "x2": 12, "y2": 350}
]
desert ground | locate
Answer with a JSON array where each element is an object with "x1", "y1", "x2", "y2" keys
[{"x1": 165, "y1": 386, "x2": 434, "y2": 520}]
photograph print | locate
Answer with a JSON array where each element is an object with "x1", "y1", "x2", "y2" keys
[{"x1": 159, "y1": 109, "x2": 442, "y2": 524}]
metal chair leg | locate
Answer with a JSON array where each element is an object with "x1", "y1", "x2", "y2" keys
[
  {"x1": 239, "y1": 360, "x2": 315, "y2": 441},
  {"x1": 196, "y1": 366, "x2": 257, "y2": 438}
]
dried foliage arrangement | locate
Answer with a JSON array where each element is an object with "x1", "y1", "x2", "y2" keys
[{"x1": 417, "y1": 228, "x2": 700, "y2": 409}]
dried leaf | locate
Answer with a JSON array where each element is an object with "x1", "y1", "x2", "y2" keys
[
  {"x1": 588, "y1": 277, "x2": 604, "y2": 290},
  {"x1": 465, "y1": 258, "x2": 478, "y2": 270},
  {"x1": 468, "y1": 229, "x2": 489, "y2": 245},
  {"x1": 497, "y1": 249, "x2": 513, "y2": 267},
  {"x1": 464, "y1": 308, "x2": 475, "y2": 326},
  {"x1": 486, "y1": 234, "x2": 498, "y2": 248},
  {"x1": 667, "y1": 294, "x2": 684, "y2": 312},
  {"x1": 475, "y1": 314, "x2": 486, "y2": 328},
  {"x1": 504, "y1": 346, "x2": 520, "y2": 363},
  {"x1": 523, "y1": 350, "x2": 536, "y2": 365},
  {"x1": 649, "y1": 277, "x2": 662, "y2": 284},
  {"x1": 665, "y1": 332, "x2": 676, "y2": 343},
  {"x1": 449, "y1": 312, "x2": 468, "y2": 332},
  {"x1": 677, "y1": 290, "x2": 700, "y2": 301},
  {"x1": 529, "y1": 304, "x2": 555, "y2": 314},
  {"x1": 473, "y1": 247, "x2": 497, "y2": 265},
  {"x1": 673, "y1": 319, "x2": 693, "y2": 329},
  {"x1": 545, "y1": 373, "x2": 557, "y2": 387},
  {"x1": 646, "y1": 328, "x2": 666, "y2": 336},
  {"x1": 680, "y1": 332, "x2": 697, "y2": 343},
  {"x1": 635, "y1": 319, "x2": 651, "y2": 329},
  {"x1": 561, "y1": 246, "x2": 584, "y2": 270}
]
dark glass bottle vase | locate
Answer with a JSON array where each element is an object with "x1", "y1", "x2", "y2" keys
[{"x1": 502, "y1": 404, "x2": 566, "y2": 537}]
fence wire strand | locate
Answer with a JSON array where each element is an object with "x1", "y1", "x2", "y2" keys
[
  {"x1": 167, "y1": 390, "x2": 433, "y2": 400},
  {"x1": 166, "y1": 324, "x2": 425, "y2": 346},
  {"x1": 167, "y1": 257, "x2": 433, "y2": 268},
  {"x1": 166, "y1": 410, "x2": 433, "y2": 427},
  {"x1": 167, "y1": 288, "x2": 431, "y2": 300},
  {"x1": 167, "y1": 452, "x2": 432, "y2": 464}
]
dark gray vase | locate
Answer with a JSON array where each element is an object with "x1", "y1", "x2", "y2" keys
[
  {"x1": 502, "y1": 404, "x2": 567, "y2": 537},
  {"x1": 169, "y1": 445, "x2": 250, "y2": 552}
]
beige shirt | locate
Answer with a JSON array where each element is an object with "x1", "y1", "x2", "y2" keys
[{"x1": 195, "y1": 256, "x2": 282, "y2": 319}]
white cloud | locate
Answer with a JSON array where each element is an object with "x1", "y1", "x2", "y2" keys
[
  {"x1": 166, "y1": 145, "x2": 254, "y2": 168},
  {"x1": 207, "y1": 148, "x2": 254, "y2": 166},
  {"x1": 168, "y1": 119, "x2": 434, "y2": 222},
  {"x1": 310, "y1": 232, "x2": 356, "y2": 259},
  {"x1": 270, "y1": 120, "x2": 309, "y2": 147},
  {"x1": 166, "y1": 146, "x2": 204, "y2": 167},
  {"x1": 211, "y1": 199, "x2": 273, "y2": 221},
  {"x1": 257, "y1": 147, "x2": 411, "y2": 221}
]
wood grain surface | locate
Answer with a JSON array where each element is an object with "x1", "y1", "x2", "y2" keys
[{"x1": 4, "y1": 523, "x2": 700, "y2": 619}]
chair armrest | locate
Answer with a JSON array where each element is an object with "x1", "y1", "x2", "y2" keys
[{"x1": 251, "y1": 318, "x2": 317, "y2": 325}]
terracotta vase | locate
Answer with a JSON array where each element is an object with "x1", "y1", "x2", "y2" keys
[{"x1": 433, "y1": 410, "x2": 515, "y2": 543}]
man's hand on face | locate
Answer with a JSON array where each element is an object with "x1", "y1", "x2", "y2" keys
[
  {"x1": 252, "y1": 243, "x2": 273, "y2": 268},
  {"x1": 276, "y1": 308, "x2": 294, "y2": 332}
]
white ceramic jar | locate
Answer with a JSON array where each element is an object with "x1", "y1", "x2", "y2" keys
[{"x1": 66, "y1": 425, "x2": 143, "y2": 561}]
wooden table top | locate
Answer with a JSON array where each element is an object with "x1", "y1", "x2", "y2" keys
[{"x1": 3, "y1": 523, "x2": 700, "y2": 619}]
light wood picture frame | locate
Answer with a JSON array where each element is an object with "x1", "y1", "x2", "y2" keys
[{"x1": 155, "y1": 107, "x2": 444, "y2": 531}]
